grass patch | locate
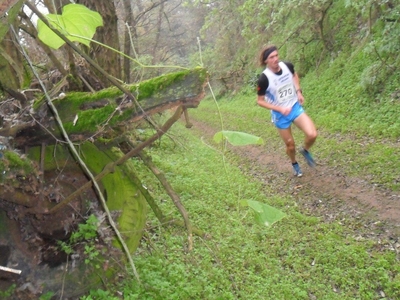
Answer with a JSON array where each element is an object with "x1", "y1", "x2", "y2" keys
[
  {"x1": 189, "y1": 90, "x2": 400, "y2": 191},
  {"x1": 84, "y1": 117, "x2": 400, "y2": 299},
  {"x1": 83, "y1": 49, "x2": 400, "y2": 297}
]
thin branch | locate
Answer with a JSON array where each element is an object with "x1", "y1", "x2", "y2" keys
[
  {"x1": 10, "y1": 24, "x2": 141, "y2": 283},
  {"x1": 26, "y1": 3, "x2": 141, "y2": 108},
  {"x1": 26, "y1": 2, "x2": 169, "y2": 141},
  {"x1": 0, "y1": 265, "x2": 21, "y2": 275},
  {"x1": 46, "y1": 106, "x2": 185, "y2": 215},
  {"x1": 139, "y1": 151, "x2": 193, "y2": 251}
]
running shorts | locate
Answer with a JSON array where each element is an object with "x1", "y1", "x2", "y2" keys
[{"x1": 271, "y1": 102, "x2": 304, "y2": 129}]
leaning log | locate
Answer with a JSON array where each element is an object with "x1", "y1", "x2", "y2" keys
[{"x1": 2, "y1": 67, "x2": 207, "y2": 148}]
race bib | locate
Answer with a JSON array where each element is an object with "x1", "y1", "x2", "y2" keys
[{"x1": 277, "y1": 83, "x2": 295, "y2": 104}]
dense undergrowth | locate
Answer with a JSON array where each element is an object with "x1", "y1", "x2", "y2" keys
[{"x1": 83, "y1": 96, "x2": 399, "y2": 300}]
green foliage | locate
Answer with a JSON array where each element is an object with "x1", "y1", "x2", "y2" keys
[
  {"x1": 58, "y1": 215, "x2": 102, "y2": 270},
  {"x1": 37, "y1": 4, "x2": 103, "y2": 49},
  {"x1": 80, "y1": 289, "x2": 119, "y2": 300},
  {"x1": 39, "y1": 292, "x2": 55, "y2": 300},
  {"x1": 195, "y1": 0, "x2": 399, "y2": 94},
  {"x1": 344, "y1": 0, "x2": 400, "y2": 62},
  {"x1": 359, "y1": 61, "x2": 388, "y2": 95},
  {"x1": 212, "y1": 128, "x2": 284, "y2": 226},
  {"x1": 0, "y1": 284, "x2": 16, "y2": 298},
  {"x1": 84, "y1": 244, "x2": 100, "y2": 267},
  {"x1": 303, "y1": 48, "x2": 400, "y2": 141},
  {"x1": 84, "y1": 119, "x2": 400, "y2": 299},
  {"x1": 70, "y1": 214, "x2": 98, "y2": 244},
  {"x1": 58, "y1": 214, "x2": 98, "y2": 259}
]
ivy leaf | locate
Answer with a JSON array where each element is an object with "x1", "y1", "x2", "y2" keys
[
  {"x1": 213, "y1": 131, "x2": 264, "y2": 146},
  {"x1": 241, "y1": 200, "x2": 286, "y2": 227},
  {"x1": 37, "y1": 4, "x2": 103, "y2": 49}
]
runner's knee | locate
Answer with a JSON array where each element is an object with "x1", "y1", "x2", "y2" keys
[
  {"x1": 285, "y1": 138, "x2": 295, "y2": 150},
  {"x1": 307, "y1": 131, "x2": 317, "y2": 141}
]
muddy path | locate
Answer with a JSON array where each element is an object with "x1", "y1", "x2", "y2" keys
[{"x1": 188, "y1": 118, "x2": 400, "y2": 244}]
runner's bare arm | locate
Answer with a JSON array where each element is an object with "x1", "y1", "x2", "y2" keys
[
  {"x1": 293, "y1": 72, "x2": 304, "y2": 105},
  {"x1": 257, "y1": 95, "x2": 291, "y2": 115}
]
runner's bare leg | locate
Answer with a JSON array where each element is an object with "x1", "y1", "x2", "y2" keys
[
  {"x1": 293, "y1": 113, "x2": 317, "y2": 151},
  {"x1": 278, "y1": 127, "x2": 297, "y2": 163}
]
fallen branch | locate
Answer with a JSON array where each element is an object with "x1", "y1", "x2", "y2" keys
[
  {"x1": 114, "y1": 146, "x2": 206, "y2": 241},
  {"x1": 0, "y1": 265, "x2": 22, "y2": 275},
  {"x1": 139, "y1": 151, "x2": 193, "y2": 251}
]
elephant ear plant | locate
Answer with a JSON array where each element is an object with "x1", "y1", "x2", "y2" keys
[{"x1": 214, "y1": 130, "x2": 286, "y2": 227}]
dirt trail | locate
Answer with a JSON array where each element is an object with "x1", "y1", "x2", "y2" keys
[{"x1": 188, "y1": 118, "x2": 400, "y2": 242}]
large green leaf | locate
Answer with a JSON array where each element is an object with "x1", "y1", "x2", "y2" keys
[
  {"x1": 37, "y1": 4, "x2": 103, "y2": 49},
  {"x1": 213, "y1": 130, "x2": 264, "y2": 146},
  {"x1": 241, "y1": 200, "x2": 286, "y2": 227}
]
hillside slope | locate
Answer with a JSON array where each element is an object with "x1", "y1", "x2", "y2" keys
[
  {"x1": 188, "y1": 96, "x2": 400, "y2": 242},
  {"x1": 198, "y1": 118, "x2": 399, "y2": 236}
]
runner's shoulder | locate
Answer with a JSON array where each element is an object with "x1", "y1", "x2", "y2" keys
[{"x1": 282, "y1": 61, "x2": 295, "y2": 74}]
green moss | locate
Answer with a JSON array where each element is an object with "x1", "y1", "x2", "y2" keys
[
  {"x1": 63, "y1": 105, "x2": 115, "y2": 133},
  {"x1": 27, "y1": 144, "x2": 71, "y2": 171},
  {"x1": 1, "y1": 150, "x2": 34, "y2": 174},
  {"x1": 80, "y1": 143, "x2": 147, "y2": 251},
  {"x1": 96, "y1": 137, "x2": 113, "y2": 144},
  {"x1": 134, "y1": 67, "x2": 206, "y2": 100},
  {"x1": 32, "y1": 68, "x2": 207, "y2": 138}
]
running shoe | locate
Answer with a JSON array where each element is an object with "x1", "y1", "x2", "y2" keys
[
  {"x1": 292, "y1": 162, "x2": 303, "y2": 177},
  {"x1": 300, "y1": 148, "x2": 316, "y2": 167}
]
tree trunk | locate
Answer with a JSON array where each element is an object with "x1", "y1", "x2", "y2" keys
[
  {"x1": 0, "y1": 0, "x2": 25, "y2": 92},
  {"x1": 122, "y1": 0, "x2": 132, "y2": 83},
  {"x1": 151, "y1": 2, "x2": 165, "y2": 65},
  {"x1": 77, "y1": 0, "x2": 122, "y2": 84}
]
